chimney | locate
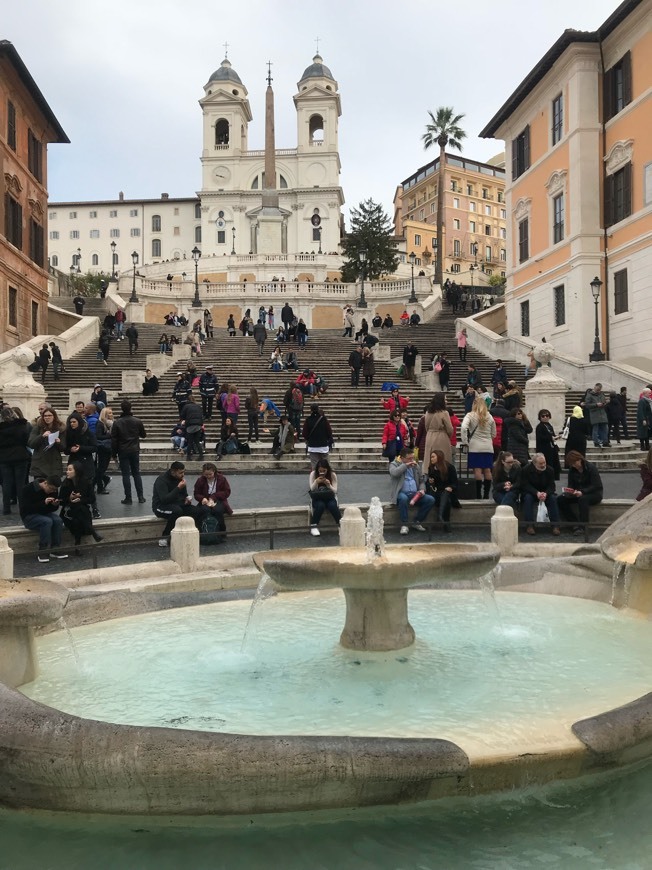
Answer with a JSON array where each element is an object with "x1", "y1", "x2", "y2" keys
[
  {"x1": 118, "y1": 191, "x2": 124, "y2": 201},
  {"x1": 161, "y1": 192, "x2": 169, "y2": 200}
]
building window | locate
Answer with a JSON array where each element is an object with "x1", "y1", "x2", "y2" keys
[
  {"x1": 69, "y1": 230, "x2": 79, "y2": 240},
  {"x1": 129, "y1": 208, "x2": 138, "y2": 217},
  {"x1": 470, "y1": 242, "x2": 478, "y2": 257},
  {"x1": 500, "y1": 227, "x2": 507, "y2": 239},
  {"x1": 27, "y1": 130, "x2": 43, "y2": 181},
  {"x1": 49, "y1": 231, "x2": 59, "y2": 240},
  {"x1": 553, "y1": 193, "x2": 565, "y2": 243},
  {"x1": 512, "y1": 125, "x2": 531, "y2": 180},
  {"x1": 500, "y1": 208, "x2": 506, "y2": 219},
  {"x1": 552, "y1": 93, "x2": 563, "y2": 145},
  {"x1": 109, "y1": 209, "x2": 118, "y2": 218},
  {"x1": 173, "y1": 227, "x2": 180, "y2": 236},
  {"x1": 469, "y1": 202, "x2": 476, "y2": 213},
  {"x1": 453, "y1": 197, "x2": 460, "y2": 209},
  {"x1": 450, "y1": 263, "x2": 460, "y2": 273},
  {"x1": 486, "y1": 269, "x2": 493, "y2": 276},
  {"x1": 92, "y1": 254, "x2": 99, "y2": 266},
  {"x1": 485, "y1": 204, "x2": 492, "y2": 216},
  {"x1": 72, "y1": 252, "x2": 81, "y2": 269},
  {"x1": 195, "y1": 225, "x2": 202, "y2": 243},
  {"x1": 69, "y1": 211, "x2": 77, "y2": 219},
  {"x1": 485, "y1": 245, "x2": 492, "y2": 261},
  {"x1": 469, "y1": 220, "x2": 476, "y2": 232},
  {"x1": 482, "y1": 188, "x2": 489, "y2": 199},
  {"x1": 466, "y1": 184, "x2": 473, "y2": 196},
  {"x1": 453, "y1": 220, "x2": 460, "y2": 230},
  {"x1": 195, "y1": 203, "x2": 201, "y2": 219},
  {"x1": 520, "y1": 300, "x2": 530, "y2": 336},
  {"x1": 174, "y1": 208, "x2": 179, "y2": 216},
  {"x1": 497, "y1": 191, "x2": 504, "y2": 203},
  {"x1": 29, "y1": 219, "x2": 44, "y2": 267},
  {"x1": 430, "y1": 202, "x2": 436, "y2": 214},
  {"x1": 4, "y1": 194, "x2": 23, "y2": 249},
  {"x1": 8, "y1": 287, "x2": 17, "y2": 327},
  {"x1": 453, "y1": 239, "x2": 461, "y2": 257},
  {"x1": 604, "y1": 52, "x2": 632, "y2": 122},
  {"x1": 110, "y1": 228, "x2": 120, "y2": 238},
  {"x1": 51, "y1": 255, "x2": 58, "y2": 267},
  {"x1": 130, "y1": 228, "x2": 140, "y2": 237},
  {"x1": 500, "y1": 248, "x2": 506, "y2": 262},
  {"x1": 89, "y1": 210, "x2": 97, "y2": 219},
  {"x1": 419, "y1": 209, "x2": 424, "y2": 220},
  {"x1": 518, "y1": 218, "x2": 529, "y2": 263},
  {"x1": 605, "y1": 163, "x2": 632, "y2": 226},
  {"x1": 553, "y1": 284, "x2": 565, "y2": 326},
  {"x1": 31, "y1": 301, "x2": 38, "y2": 336},
  {"x1": 90, "y1": 229, "x2": 100, "y2": 239},
  {"x1": 49, "y1": 211, "x2": 56, "y2": 219},
  {"x1": 614, "y1": 269, "x2": 628, "y2": 314},
  {"x1": 152, "y1": 215, "x2": 161, "y2": 232},
  {"x1": 432, "y1": 238, "x2": 438, "y2": 250},
  {"x1": 485, "y1": 225, "x2": 491, "y2": 235},
  {"x1": 152, "y1": 239, "x2": 161, "y2": 258},
  {"x1": 217, "y1": 230, "x2": 226, "y2": 244},
  {"x1": 414, "y1": 234, "x2": 421, "y2": 246},
  {"x1": 7, "y1": 100, "x2": 16, "y2": 150}
]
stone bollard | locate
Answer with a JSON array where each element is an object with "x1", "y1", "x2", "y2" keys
[
  {"x1": 0, "y1": 535, "x2": 14, "y2": 580},
  {"x1": 491, "y1": 505, "x2": 518, "y2": 556},
  {"x1": 339, "y1": 506, "x2": 366, "y2": 549},
  {"x1": 170, "y1": 516, "x2": 200, "y2": 573}
]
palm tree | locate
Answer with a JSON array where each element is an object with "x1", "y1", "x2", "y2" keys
[{"x1": 422, "y1": 108, "x2": 466, "y2": 286}]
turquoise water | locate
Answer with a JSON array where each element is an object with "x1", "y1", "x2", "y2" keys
[
  {"x1": 22, "y1": 591, "x2": 652, "y2": 751},
  {"x1": 2, "y1": 761, "x2": 652, "y2": 868}
]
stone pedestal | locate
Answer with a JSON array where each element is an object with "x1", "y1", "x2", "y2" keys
[
  {"x1": 341, "y1": 588, "x2": 415, "y2": 651},
  {"x1": 2, "y1": 347, "x2": 46, "y2": 422},
  {"x1": 525, "y1": 369, "x2": 568, "y2": 437},
  {"x1": 339, "y1": 506, "x2": 366, "y2": 548},
  {"x1": 0, "y1": 536, "x2": 14, "y2": 580},
  {"x1": 491, "y1": 506, "x2": 519, "y2": 556},
  {"x1": 170, "y1": 516, "x2": 199, "y2": 573}
]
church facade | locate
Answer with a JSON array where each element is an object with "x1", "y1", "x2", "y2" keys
[{"x1": 49, "y1": 54, "x2": 345, "y2": 280}]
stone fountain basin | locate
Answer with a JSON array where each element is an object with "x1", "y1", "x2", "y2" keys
[
  {"x1": 255, "y1": 543, "x2": 500, "y2": 591},
  {"x1": 0, "y1": 578, "x2": 68, "y2": 627}
]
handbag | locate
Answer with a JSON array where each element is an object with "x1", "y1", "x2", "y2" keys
[
  {"x1": 560, "y1": 417, "x2": 570, "y2": 440},
  {"x1": 536, "y1": 502, "x2": 550, "y2": 523},
  {"x1": 434, "y1": 362, "x2": 443, "y2": 373}
]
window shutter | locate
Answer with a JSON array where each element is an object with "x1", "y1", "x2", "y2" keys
[
  {"x1": 603, "y1": 67, "x2": 614, "y2": 122},
  {"x1": 511, "y1": 138, "x2": 518, "y2": 181},
  {"x1": 524, "y1": 125, "x2": 531, "y2": 170},
  {"x1": 622, "y1": 51, "x2": 632, "y2": 106},
  {"x1": 622, "y1": 162, "x2": 632, "y2": 219},
  {"x1": 604, "y1": 174, "x2": 614, "y2": 227}
]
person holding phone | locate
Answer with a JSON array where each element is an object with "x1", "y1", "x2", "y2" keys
[
  {"x1": 389, "y1": 447, "x2": 435, "y2": 535},
  {"x1": 20, "y1": 475, "x2": 69, "y2": 563},
  {"x1": 308, "y1": 458, "x2": 341, "y2": 537}
]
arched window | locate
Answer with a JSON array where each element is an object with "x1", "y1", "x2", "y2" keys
[
  {"x1": 152, "y1": 239, "x2": 161, "y2": 258},
  {"x1": 194, "y1": 202, "x2": 201, "y2": 219},
  {"x1": 280, "y1": 174, "x2": 288, "y2": 189},
  {"x1": 309, "y1": 114, "x2": 324, "y2": 142},
  {"x1": 91, "y1": 254, "x2": 99, "y2": 266},
  {"x1": 152, "y1": 214, "x2": 161, "y2": 232},
  {"x1": 251, "y1": 176, "x2": 259, "y2": 189},
  {"x1": 215, "y1": 118, "x2": 229, "y2": 145},
  {"x1": 51, "y1": 254, "x2": 58, "y2": 267},
  {"x1": 195, "y1": 226, "x2": 202, "y2": 243}
]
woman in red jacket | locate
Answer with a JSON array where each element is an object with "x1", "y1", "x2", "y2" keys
[
  {"x1": 194, "y1": 462, "x2": 233, "y2": 535},
  {"x1": 381, "y1": 410, "x2": 409, "y2": 463}
]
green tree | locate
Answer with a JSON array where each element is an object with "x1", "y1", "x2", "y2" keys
[
  {"x1": 488, "y1": 273, "x2": 506, "y2": 296},
  {"x1": 422, "y1": 107, "x2": 467, "y2": 287},
  {"x1": 68, "y1": 270, "x2": 111, "y2": 297},
  {"x1": 341, "y1": 198, "x2": 398, "y2": 282}
]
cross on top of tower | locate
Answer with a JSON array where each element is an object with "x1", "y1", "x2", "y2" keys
[
  {"x1": 315, "y1": 36, "x2": 320, "y2": 54},
  {"x1": 266, "y1": 60, "x2": 273, "y2": 86},
  {"x1": 223, "y1": 41, "x2": 229, "y2": 58}
]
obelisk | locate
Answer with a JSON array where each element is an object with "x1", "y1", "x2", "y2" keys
[{"x1": 258, "y1": 61, "x2": 284, "y2": 253}]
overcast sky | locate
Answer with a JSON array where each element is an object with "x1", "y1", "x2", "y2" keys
[{"x1": 8, "y1": 0, "x2": 620, "y2": 223}]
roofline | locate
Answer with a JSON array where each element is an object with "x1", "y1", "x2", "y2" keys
[
  {"x1": 0, "y1": 40, "x2": 69, "y2": 143},
  {"x1": 49, "y1": 196, "x2": 200, "y2": 207},
  {"x1": 401, "y1": 152, "x2": 506, "y2": 188},
  {"x1": 480, "y1": 0, "x2": 643, "y2": 138}
]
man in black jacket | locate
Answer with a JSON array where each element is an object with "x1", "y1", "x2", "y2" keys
[
  {"x1": 20, "y1": 476, "x2": 68, "y2": 563},
  {"x1": 125, "y1": 323, "x2": 139, "y2": 356},
  {"x1": 402, "y1": 342, "x2": 419, "y2": 381},
  {"x1": 111, "y1": 400, "x2": 147, "y2": 505},
  {"x1": 281, "y1": 302, "x2": 294, "y2": 335},
  {"x1": 348, "y1": 345, "x2": 363, "y2": 387},
  {"x1": 172, "y1": 373, "x2": 192, "y2": 416},
  {"x1": 152, "y1": 461, "x2": 207, "y2": 546},
  {"x1": 520, "y1": 453, "x2": 561, "y2": 536},
  {"x1": 199, "y1": 366, "x2": 218, "y2": 419}
]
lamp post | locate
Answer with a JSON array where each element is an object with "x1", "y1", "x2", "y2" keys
[
  {"x1": 130, "y1": 251, "x2": 139, "y2": 303},
  {"x1": 76, "y1": 247, "x2": 81, "y2": 273},
  {"x1": 469, "y1": 263, "x2": 476, "y2": 309},
  {"x1": 191, "y1": 246, "x2": 202, "y2": 308},
  {"x1": 317, "y1": 226, "x2": 322, "y2": 255},
  {"x1": 589, "y1": 275, "x2": 606, "y2": 362},
  {"x1": 408, "y1": 251, "x2": 418, "y2": 303},
  {"x1": 231, "y1": 226, "x2": 236, "y2": 256},
  {"x1": 110, "y1": 241, "x2": 117, "y2": 280},
  {"x1": 357, "y1": 249, "x2": 368, "y2": 309}
]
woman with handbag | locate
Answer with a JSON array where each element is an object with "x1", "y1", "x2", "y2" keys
[
  {"x1": 535, "y1": 409, "x2": 561, "y2": 480},
  {"x1": 381, "y1": 411, "x2": 408, "y2": 463},
  {"x1": 461, "y1": 397, "x2": 497, "y2": 499},
  {"x1": 433, "y1": 352, "x2": 450, "y2": 392},
  {"x1": 59, "y1": 461, "x2": 102, "y2": 551},
  {"x1": 425, "y1": 449, "x2": 459, "y2": 532},
  {"x1": 308, "y1": 458, "x2": 341, "y2": 537}
]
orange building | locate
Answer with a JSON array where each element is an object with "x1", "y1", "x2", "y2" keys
[
  {"x1": 0, "y1": 40, "x2": 68, "y2": 352},
  {"x1": 481, "y1": 0, "x2": 652, "y2": 368},
  {"x1": 394, "y1": 153, "x2": 506, "y2": 289}
]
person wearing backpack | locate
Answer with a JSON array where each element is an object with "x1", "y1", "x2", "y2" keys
[{"x1": 284, "y1": 381, "x2": 304, "y2": 436}]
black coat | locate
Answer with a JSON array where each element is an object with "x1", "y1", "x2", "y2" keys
[
  {"x1": 535, "y1": 421, "x2": 561, "y2": 479},
  {"x1": 503, "y1": 417, "x2": 531, "y2": 464},
  {"x1": 564, "y1": 416, "x2": 588, "y2": 458},
  {"x1": 566, "y1": 461, "x2": 603, "y2": 499},
  {"x1": 0, "y1": 418, "x2": 31, "y2": 464}
]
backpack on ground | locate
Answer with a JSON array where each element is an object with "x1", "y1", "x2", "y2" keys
[{"x1": 200, "y1": 513, "x2": 224, "y2": 546}]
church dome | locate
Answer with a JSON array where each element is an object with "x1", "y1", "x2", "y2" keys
[
  {"x1": 208, "y1": 58, "x2": 243, "y2": 85},
  {"x1": 300, "y1": 54, "x2": 333, "y2": 81}
]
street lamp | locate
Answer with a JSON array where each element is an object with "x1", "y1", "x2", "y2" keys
[
  {"x1": 76, "y1": 247, "x2": 81, "y2": 273},
  {"x1": 469, "y1": 263, "x2": 476, "y2": 308},
  {"x1": 191, "y1": 246, "x2": 202, "y2": 308},
  {"x1": 589, "y1": 275, "x2": 606, "y2": 362},
  {"x1": 408, "y1": 251, "x2": 418, "y2": 304},
  {"x1": 130, "y1": 250, "x2": 139, "y2": 303},
  {"x1": 110, "y1": 240, "x2": 117, "y2": 280},
  {"x1": 357, "y1": 249, "x2": 368, "y2": 309},
  {"x1": 317, "y1": 226, "x2": 322, "y2": 255},
  {"x1": 231, "y1": 226, "x2": 236, "y2": 256}
]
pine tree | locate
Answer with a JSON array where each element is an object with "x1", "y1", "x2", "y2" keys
[{"x1": 341, "y1": 199, "x2": 399, "y2": 282}]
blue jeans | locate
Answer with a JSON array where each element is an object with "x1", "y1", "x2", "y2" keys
[
  {"x1": 591, "y1": 422, "x2": 608, "y2": 447},
  {"x1": 298, "y1": 332, "x2": 307, "y2": 347},
  {"x1": 493, "y1": 490, "x2": 519, "y2": 509},
  {"x1": 119, "y1": 452, "x2": 143, "y2": 500},
  {"x1": 116, "y1": 322, "x2": 124, "y2": 338},
  {"x1": 23, "y1": 513, "x2": 63, "y2": 552},
  {"x1": 522, "y1": 492, "x2": 560, "y2": 523},
  {"x1": 310, "y1": 494, "x2": 341, "y2": 526},
  {"x1": 396, "y1": 491, "x2": 435, "y2": 524}
]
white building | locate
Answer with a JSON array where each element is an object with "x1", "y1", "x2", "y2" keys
[{"x1": 49, "y1": 54, "x2": 345, "y2": 282}]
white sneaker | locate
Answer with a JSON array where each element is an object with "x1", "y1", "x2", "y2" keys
[
  {"x1": 37, "y1": 554, "x2": 50, "y2": 563},
  {"x1": 400, "y1": 525, "x2": 409, "y2": 535},
  {"x1": 412, "y1": 523, "x2": 427, "y2": 532},
  {"x1": 49, "y1": 552, "x2": 69, "y2": 560},
  {"x1": 158, "y1": 538, "x2": 169, "y2": 547},
  {"x1": 310, "y1": 526, "x2": 321, "y2": 537}
]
